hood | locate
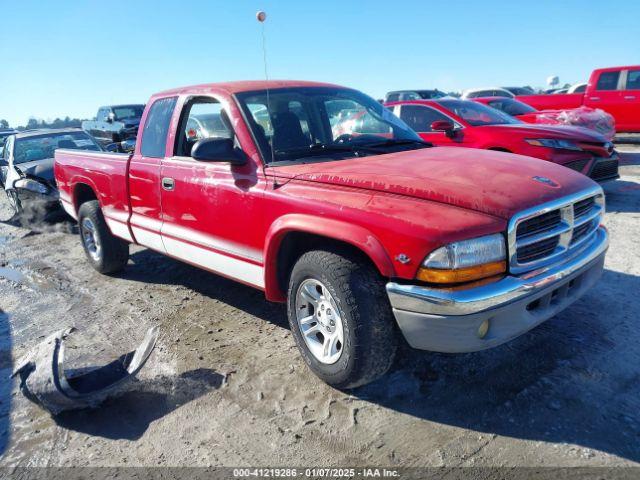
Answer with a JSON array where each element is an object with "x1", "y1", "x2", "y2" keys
[
  {"x1": 486, "y1": 123, "x2": 607, "y2": 142},
  {"x1": 14, "y1": 158, "x2": 56, "y2": 185},
  {"x1": 270, "y1": 147, "x2": 596, "y2": 220}
]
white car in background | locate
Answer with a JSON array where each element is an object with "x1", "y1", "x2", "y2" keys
[
  {"x1": 568, "y1": 82, "x2": 588, "y2": 93},
  {"x1": 461, "y1": 87, "x2": 515, "y2": 99}
]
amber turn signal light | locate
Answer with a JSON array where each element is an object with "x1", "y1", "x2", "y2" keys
[{"x1": 416, "y1": 260, "x2": 507, "y2": 284}]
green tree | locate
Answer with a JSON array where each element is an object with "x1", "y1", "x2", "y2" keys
[{"x1": 0, "y1": 119, "x2": 8, "y2": 128}]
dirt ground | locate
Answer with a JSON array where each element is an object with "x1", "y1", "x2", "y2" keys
[{"x1": 0, "y1": 145, "x2": 639, "y2": 468}]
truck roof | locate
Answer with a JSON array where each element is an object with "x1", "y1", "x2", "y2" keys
[
  {"x1": 593, "y1": 65, "x2": 640, "y2": 71},
  {"x1": 154, "y1": 80, "x2": 343, "y2": 97}
]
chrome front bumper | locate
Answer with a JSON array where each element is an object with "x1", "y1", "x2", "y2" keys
[{"x1": 386, "y1": 227, "x2": 609, "y2": 353}]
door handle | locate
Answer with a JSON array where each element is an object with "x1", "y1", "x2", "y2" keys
[
  {"x1": 624, "y1": 95, "x2": 636, "y2": 100},
  {"x1": 162, "y1": 177, "x2": 175, "y2": 191},
  {"x1": 589, "y1": 97, "x2": 600, "y2": 101}
]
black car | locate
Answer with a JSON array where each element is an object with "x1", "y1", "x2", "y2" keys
[{"x1": 1, "y1": 128, "x2": 102, "y2": 220}]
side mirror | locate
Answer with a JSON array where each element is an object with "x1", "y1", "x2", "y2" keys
[
  {"x1": 430, "y1": 120, "x2": 457, "y2": 137},
  {"x1": 192, "y1": 137, "x2": 246, "y2": 165}
]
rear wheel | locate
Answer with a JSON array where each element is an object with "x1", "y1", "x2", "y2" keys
[
  {"x1": 287, "y1": 248, "x2": 397, "y2": 389},
  {"x1": 78, "y1": 200, "x2": 129, "y2": 274}
]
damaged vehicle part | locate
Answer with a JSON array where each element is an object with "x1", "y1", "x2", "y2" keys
[
  {"x1": 11, "y1": 325, "x2": 159, "y2": 414},
  {"x1": 1, "y1": 129, "x2": 103, "y2": 220}
]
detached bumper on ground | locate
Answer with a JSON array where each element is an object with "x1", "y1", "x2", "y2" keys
[{"x1": 387, "y1": 227, "x2": 608, "y2": 353}]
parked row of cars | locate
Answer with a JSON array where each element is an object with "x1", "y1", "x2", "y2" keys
[{"x1": 1, "y1": 66, "x2": 635, "y2": 387}]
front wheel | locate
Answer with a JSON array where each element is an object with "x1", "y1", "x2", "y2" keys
[
  {"x1": 78, "y1": 200, "x2": 129, "y2": 274},
  {"x1": 287, "y1": 248, "x2": 397, "y2": 389},
  {"x1": 6, "y1": 190, "x2": 22, "y2": 215}
]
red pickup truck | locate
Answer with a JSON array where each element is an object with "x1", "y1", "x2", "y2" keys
[
  {"x1": 517, "y1": 66, "x2": 640, "y2": 132},
  {"x1": 54, "y1": 81, "x2": 609, "y2": 388}
]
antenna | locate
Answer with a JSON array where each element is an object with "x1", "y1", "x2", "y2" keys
[{"x1": 257, "y1": 10, "x2": 276, "y2": 168}]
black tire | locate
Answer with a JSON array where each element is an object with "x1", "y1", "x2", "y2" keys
[
  {"x1": 287, "y1": 248, "x2": 397, "y2": 389},
  {"x1": 77, "y1": 200, "x2": 129, "y2": 274}
]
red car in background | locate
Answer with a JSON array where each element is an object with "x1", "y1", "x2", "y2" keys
[
  {"x1": 516, "y1": 65, "x2": 640, "y2": 132},
  {"x1": 473, "y1": 97, "x2": 615, "y2": 141},
  {"x1": 385, "y1": 99, "x2": 619, "y2": 182}
]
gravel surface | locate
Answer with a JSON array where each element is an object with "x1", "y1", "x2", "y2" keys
[{"x1": 0, "y1": 145, "x2": 639, "y2": 467}]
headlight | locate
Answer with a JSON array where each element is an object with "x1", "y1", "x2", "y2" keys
[
  {"x1": 417, "y1": 233, "x2": 507, "y2": 284},
  {"x1": 525, "y1": 139, "x2": 582, "y2": 151},
  {"x1": 14, "y1": 178, "x2": 50, "y2": 194}
]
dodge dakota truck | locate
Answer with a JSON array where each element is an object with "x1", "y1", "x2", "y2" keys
[
  {"x1": 517, "y1": 66, "x2": 640, "y2": 132},
  {"x1": 55, "y1": 81, "x2": 609, "y2": 388}
]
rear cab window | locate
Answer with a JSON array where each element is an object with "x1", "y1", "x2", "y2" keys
[
  {"x1": 595, "y1": 71, "x2": 621, "y2": 91},
  {"x1": 140, "y1": 97, "x2": 178, "y2": 158}
]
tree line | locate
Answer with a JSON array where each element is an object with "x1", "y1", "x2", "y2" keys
[{"x1": 1, "y1": 117, "x2": 87, "y2": 130}]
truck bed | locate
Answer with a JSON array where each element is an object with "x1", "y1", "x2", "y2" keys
[
  {"x1": 54, "y1": 149, "x2": 132, "y2": 235},
  {"x1": 516, "y1": 93, "x2": 584, "y2": 110}
]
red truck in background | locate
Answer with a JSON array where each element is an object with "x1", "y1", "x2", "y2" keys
[
  {"x1": 517, "y1": 66, "x2": 640, "y2": 132},
  {"x1": 55, "y1": 81, "x2": 609, "y2": 388},
  {"x1": 385, "y1": 99, "x2": 619, "y2": 182}
]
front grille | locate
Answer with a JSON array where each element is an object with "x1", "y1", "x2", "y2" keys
[
  {"x1": 516, "y1": 210, "x2": 561, "y2": 238},
  {"x1": 509, "y1": 188, "x2": 604, "y2": 273},
  {"x1": 571, "y1": 220, "x2": 596, "y2": 245},
  {"x1": 565, "y1": 159, "x2": 589, "y2": 174},
  {"x1": 574, "y1": 197, "x2": 595, "y2": 219},
  {"x1": 517, "y1": 236, "x2": 559, "y2": 263},
  {"x1": 590, "y1": 159, "x2": 619, "y2": 182}
]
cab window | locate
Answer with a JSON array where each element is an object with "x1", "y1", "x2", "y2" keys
[
  {"x1": 175, "y1": 98, "x2": 233, "y2": 157},
  {"x1": 140, "y1": 97, "x2": 177, "y2": 158},
  {"x1": 626, "y1": 70, "x2": 640, "y2": 90},
  {"x1": 595, "y1": 71, "x2": 620, "y2": 91}
]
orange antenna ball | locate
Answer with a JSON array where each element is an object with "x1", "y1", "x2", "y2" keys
[{"x1": 256, "y1": 11, "x2": 266, "y2": 22}]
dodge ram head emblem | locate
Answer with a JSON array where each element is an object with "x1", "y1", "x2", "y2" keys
[{"x1": 532, "y1": 176, "x2": 560, "y2": 188}]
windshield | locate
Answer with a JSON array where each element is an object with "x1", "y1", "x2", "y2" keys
[
  {"x1": 487, "y1": 98, "x2": 537, "y2": 116},
  {"x1": 113, "y1": 105, "x2": 144, "y2": 120},
  {"x1": 13, "y1": 132, "x2": 101, "y2": 164},
  {"x1": 417, "y1": 90, "x2": 446, "y2": 99},
  {"x1": 438, "y1": 99, "x2": 522, "y2": 126},
  {"x1": 236, "y1": 87, "x2": 425, "y2": 164}
]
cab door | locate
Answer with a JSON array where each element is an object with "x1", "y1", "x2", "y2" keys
[
  {"x1": 128, "y1": 96, "x2": 177, "y2": 252},
  {"x1": 619, "y1": 68, "x2": 640, "y2": 131},
  {"x1": 585, "y1": 69, "x2": 625, "y2": 124},
  {"x1": 395, "y1": 104, "x2": 464, "y2": 146},
  {"x1": 159, "y1": 95, "x2": 266, "y2": 289}
]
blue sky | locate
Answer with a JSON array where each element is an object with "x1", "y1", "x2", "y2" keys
[{"x1": 1, "y1": 0, "x2": 638, "y2": 127}]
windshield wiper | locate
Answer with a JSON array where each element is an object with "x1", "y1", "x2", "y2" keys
[
  {"x1": 276, "y1": 143, "x2": 383, "y2": 157},
  {"x1": 364, "y1": 139, "x2": 432, "y2": 148}
]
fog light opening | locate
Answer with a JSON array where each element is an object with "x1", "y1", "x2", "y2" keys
[{"x1": 477, "y1": 319, "x2": 491, "y2": 339}]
